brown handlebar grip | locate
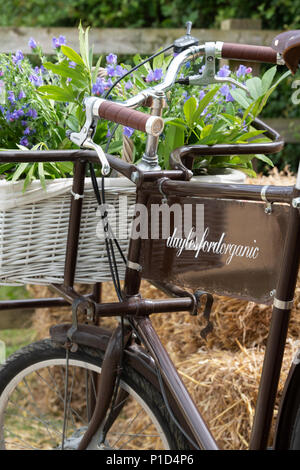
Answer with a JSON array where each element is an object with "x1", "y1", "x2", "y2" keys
[
  {"x1": 221, "y1": 43, "x2": 278, "y2": 64},
  {"x1": 95, "y1": 99, "x2": 164, "y2": 136}
]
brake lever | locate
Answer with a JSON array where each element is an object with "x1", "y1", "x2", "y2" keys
[
  {"x1": 178, "y1": 41, "x2": 251, "y2": 95},
  {"x1": 68, "y1": 97, "x2": 111, "y2": 176}
]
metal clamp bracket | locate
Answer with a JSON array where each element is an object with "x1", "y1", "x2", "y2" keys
[
  {"x1": 261, "y1": 185, "x2": 273, "y2": 214},
  {"x1": 187, "y1": 42, "x2": 250, "y2": 94},
  {"x1": 191, "y1": 290, "x2": 214, "y2": 340}
]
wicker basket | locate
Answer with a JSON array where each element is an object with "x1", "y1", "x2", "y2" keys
[{"x1": 0, "y1": 177, "x2": 136, "y2": 286}]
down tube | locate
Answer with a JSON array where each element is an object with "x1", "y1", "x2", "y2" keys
[{"x1": 132, "y1": 315, "x2": 218, "y2": 450}]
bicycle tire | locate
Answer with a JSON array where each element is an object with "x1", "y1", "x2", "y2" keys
[{"x1": 0, "y1": 338, "x2": 188, "y2": 450}]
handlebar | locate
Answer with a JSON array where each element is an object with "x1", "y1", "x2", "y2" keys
[
  {"x1": 221, "y1": 42, "x2": 278, "y2": 64},
  {"x1": 70, "y1": 26, "x2": 289, "y2": 175},
  {"x1": 94, "y1": 99, "x2": 164, "y2": 136}
]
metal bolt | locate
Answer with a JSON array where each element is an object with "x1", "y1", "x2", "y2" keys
[
  {"x1": 270, "y1": 289, "x2": 276, "y2": 297},
  {"x1": 207, "y1": 56, "x2": 213, "y2": 62}
]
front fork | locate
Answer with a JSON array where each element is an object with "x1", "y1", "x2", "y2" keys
[{"x1": 74, "y1": 322, "x2": 132, "y2": 450}]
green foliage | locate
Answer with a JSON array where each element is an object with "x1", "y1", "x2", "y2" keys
[
  {"x1": 156, "y1": 64, "x2": 287, "y2": 175},
  {"x1": 1, "y1": 0, "x2": 300, "y2": 29}
]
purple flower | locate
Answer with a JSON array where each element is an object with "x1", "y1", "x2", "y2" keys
[
  {"x1": 182, "y1": 91, "x2": 190, "y2": 103},
  {"x1": 199, "y1": 90, "x2": 205, "y2": 100},
  {"x1": 106, "y1": 65, "x2": 116, "y2": 77},
  {"x1": 146, "y1": 68, "x2": 163, "y2": 82},
  {"x1": 23, "y1": 126, "x2": 31, "y2": 135},
  {"x1": 236, "y1": 65, "x2": 248, "y2": 78},
  {"x1": 106, "y1": 53, "x2": 117, "y2": 65},
  {"x1": 123, "y1": 126, "x2": 134, "y2": 138},
  {"x1": 0, "y1": 71, "x2": 4, "y2": 77},
  {"x1": 52, "y1": 35, "x2": 66, "y2": 49},
  {"x1": 18, "y1": 90, "x2": 26, "y2": 100},
  {"x1": 20, "y1": 136, "x2": 29, "y2": 146},
  {"x1": 115, "y1": 65, "x2": 125, "y2": 77},
  {"x1": 29, "y1": 73, "x2": 43, "y2": 87},
  {"x1": 153, "y1": 68, "x2": 163, "y2": 81},
  {"x1": 146, "y1": 70, "x2": 155, "y2": 82},
  {"x1": 12, "y1": 109, "x2": 24, "y2": 119},
  {"x1": 7, "y1": 91, "x2": 15, "y2": 104},
  {"x1": 106, "y1": 128, "x2": 112, "y2": 138},
  {"x1": 125, "y1": 80, "x2": 133, "y2": 90},
  {"x1": 27, "y1": 108, "x2": 38, "y2": 119},
  {"x1": 92, "y1": 77, "x2": 105, "y2": 96},
  {"x1": 219, "y1": 84, "x2": 234, "y2": 102},
  {"x1": 28, "y1": 38, "x2": 37, "y2": 50},
  {"x1": 217, "y1": 65, "x2": 230, "y2": 78},
  {"x1": 12, "y1": 50, "x2": 24, "y2": 65},
  {"x1": 68, "y1": 61, "x2": 76, "y2": 69}
]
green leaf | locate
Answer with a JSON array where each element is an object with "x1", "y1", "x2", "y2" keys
[
  {"x1": 23, "y1": 163, "x2": 36, "y2": 192},
  {"x1": 61, "y1": 45, "x2": 85, "y2": 67},
  {"x1": 38, "y1": 162, "x2": 46, "y2": 190},
  {"x1": 261, "y1": 66, "x2": 277, "y2": 93},
  {"x1": 245, "y1": 77, "x2": 263, "y2": 100},
  {"x1": 230, "y1": 89, "x2": 252, "y2": 109},
  {"x1": 164, "y1": 117, "x2": 187, "y2": 130},
  {"x1": 43, "y1": 62, "x2": 87, "y2": 88},
  {"x1": 255, "y1": 153, "x2": 274, "y2": 167},
  {"x1": 183, "y1": 96, "x2": 197, "y2": 127},
  {"x1": 193, "y1": 86, "x2": 219, "y2": 122},
  {"x1": 234, "y1": 130, "x2": 265, "y2": 142},
  {"x1": 165, "y1": 124, "x2": 185, "y2": 151},
  {"x1": 92, "y1": 55, "x2": 102, "y2": 84},
  {"x1": 11, "y1": 162, "x2": 29, "y2": 182},
  {"x1": 38, "y1": 85, "x2": 75, "y2": 102}
]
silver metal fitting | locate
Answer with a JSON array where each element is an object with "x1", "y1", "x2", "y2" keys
[{"x1": 292, "y1": 197, "x2": 300, "y2": 209}]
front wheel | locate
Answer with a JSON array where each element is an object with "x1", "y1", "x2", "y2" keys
[{"x1": 0, "y1": 338, "x2": 187, "y2": 450}]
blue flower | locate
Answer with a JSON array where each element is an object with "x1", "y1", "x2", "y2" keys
[
  {"x1": 125, "y1": 80, "x2": 133, "y2": 90},
  {"x1": 18, "y1": 90, "x2": 26, "y2": 100},
  {"x1": 123, "y1": 126, "x2": 134, "y2": 138},
  {"x1": 92, "y1": 77, "x2": 105, "y2": 96},
  {"x1": 7, "y1": 91, "x2": 15, "y2": 104},
  {"x1": 23, "y1": 126, "x2": 31, "y2": 135},
  {"x1": 52, "y1": 35, "x2": 66, "y2": 49},
  {"x1": 27, "y1": 108, "x2": 38, "y2": 119},
  {"x1": 106, "y1": 53, "x2": 117, "y2": 65},
  {"x1": 146, "y1": 71, "x2": 155, "y2": 82},
  {"x1": 28, "y1": 38, "x2": 37, "y2": 50},
  {"x1": 236, "y1": 65, "x2": 247, "y2": 78},
  {"x1": 106, "y1": 65, "x2": 116, "y2": 77},
  {"x1": 29, "y1": 73, "x2": 43, "y2": 87},
  {"x1": 20, "y1": 136, "x2": 29, "y2": 146},
  {"x1": 68, "y1": 61, "x2": 76, "y2": 69},
  {"x1": 115, "y1": 65, "x2": 125, "y2": 77},
  {"x1": 217, "y1": 65, "x2": 230, "y2": 78},
  {"x1": 153, "y1": 68, "x2": 163, "y2": 81},
  {"x1": 12, "y1": 50, "x2": 24, "y2": 65},
  {"x1": 146, "y1": 68, "x2": 163, "y2": 82}
]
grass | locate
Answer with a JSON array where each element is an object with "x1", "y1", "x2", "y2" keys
[
  {"x1": 0, "y1": 285, "x2": 36, "y2": 360},
  {"x1": 0, "y1": 328, "x2": 37, "y2": 358}
]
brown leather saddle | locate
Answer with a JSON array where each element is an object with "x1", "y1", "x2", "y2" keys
[{"x1": 272, "y1": 30, "x2": 300, "y2": 74}]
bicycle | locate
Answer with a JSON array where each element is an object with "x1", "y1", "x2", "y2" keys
[{"x1": 0, "y1": 24, "x2": 300, "y2": 451}]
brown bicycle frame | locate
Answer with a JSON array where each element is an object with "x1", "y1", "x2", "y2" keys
[{"x1": 0, "y1": 137, "x2": 299, "y2": 450}]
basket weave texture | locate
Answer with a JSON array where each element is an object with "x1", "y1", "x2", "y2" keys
[{"x1": 0, "y1": 177, "x2": 136, "y2": 286}]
